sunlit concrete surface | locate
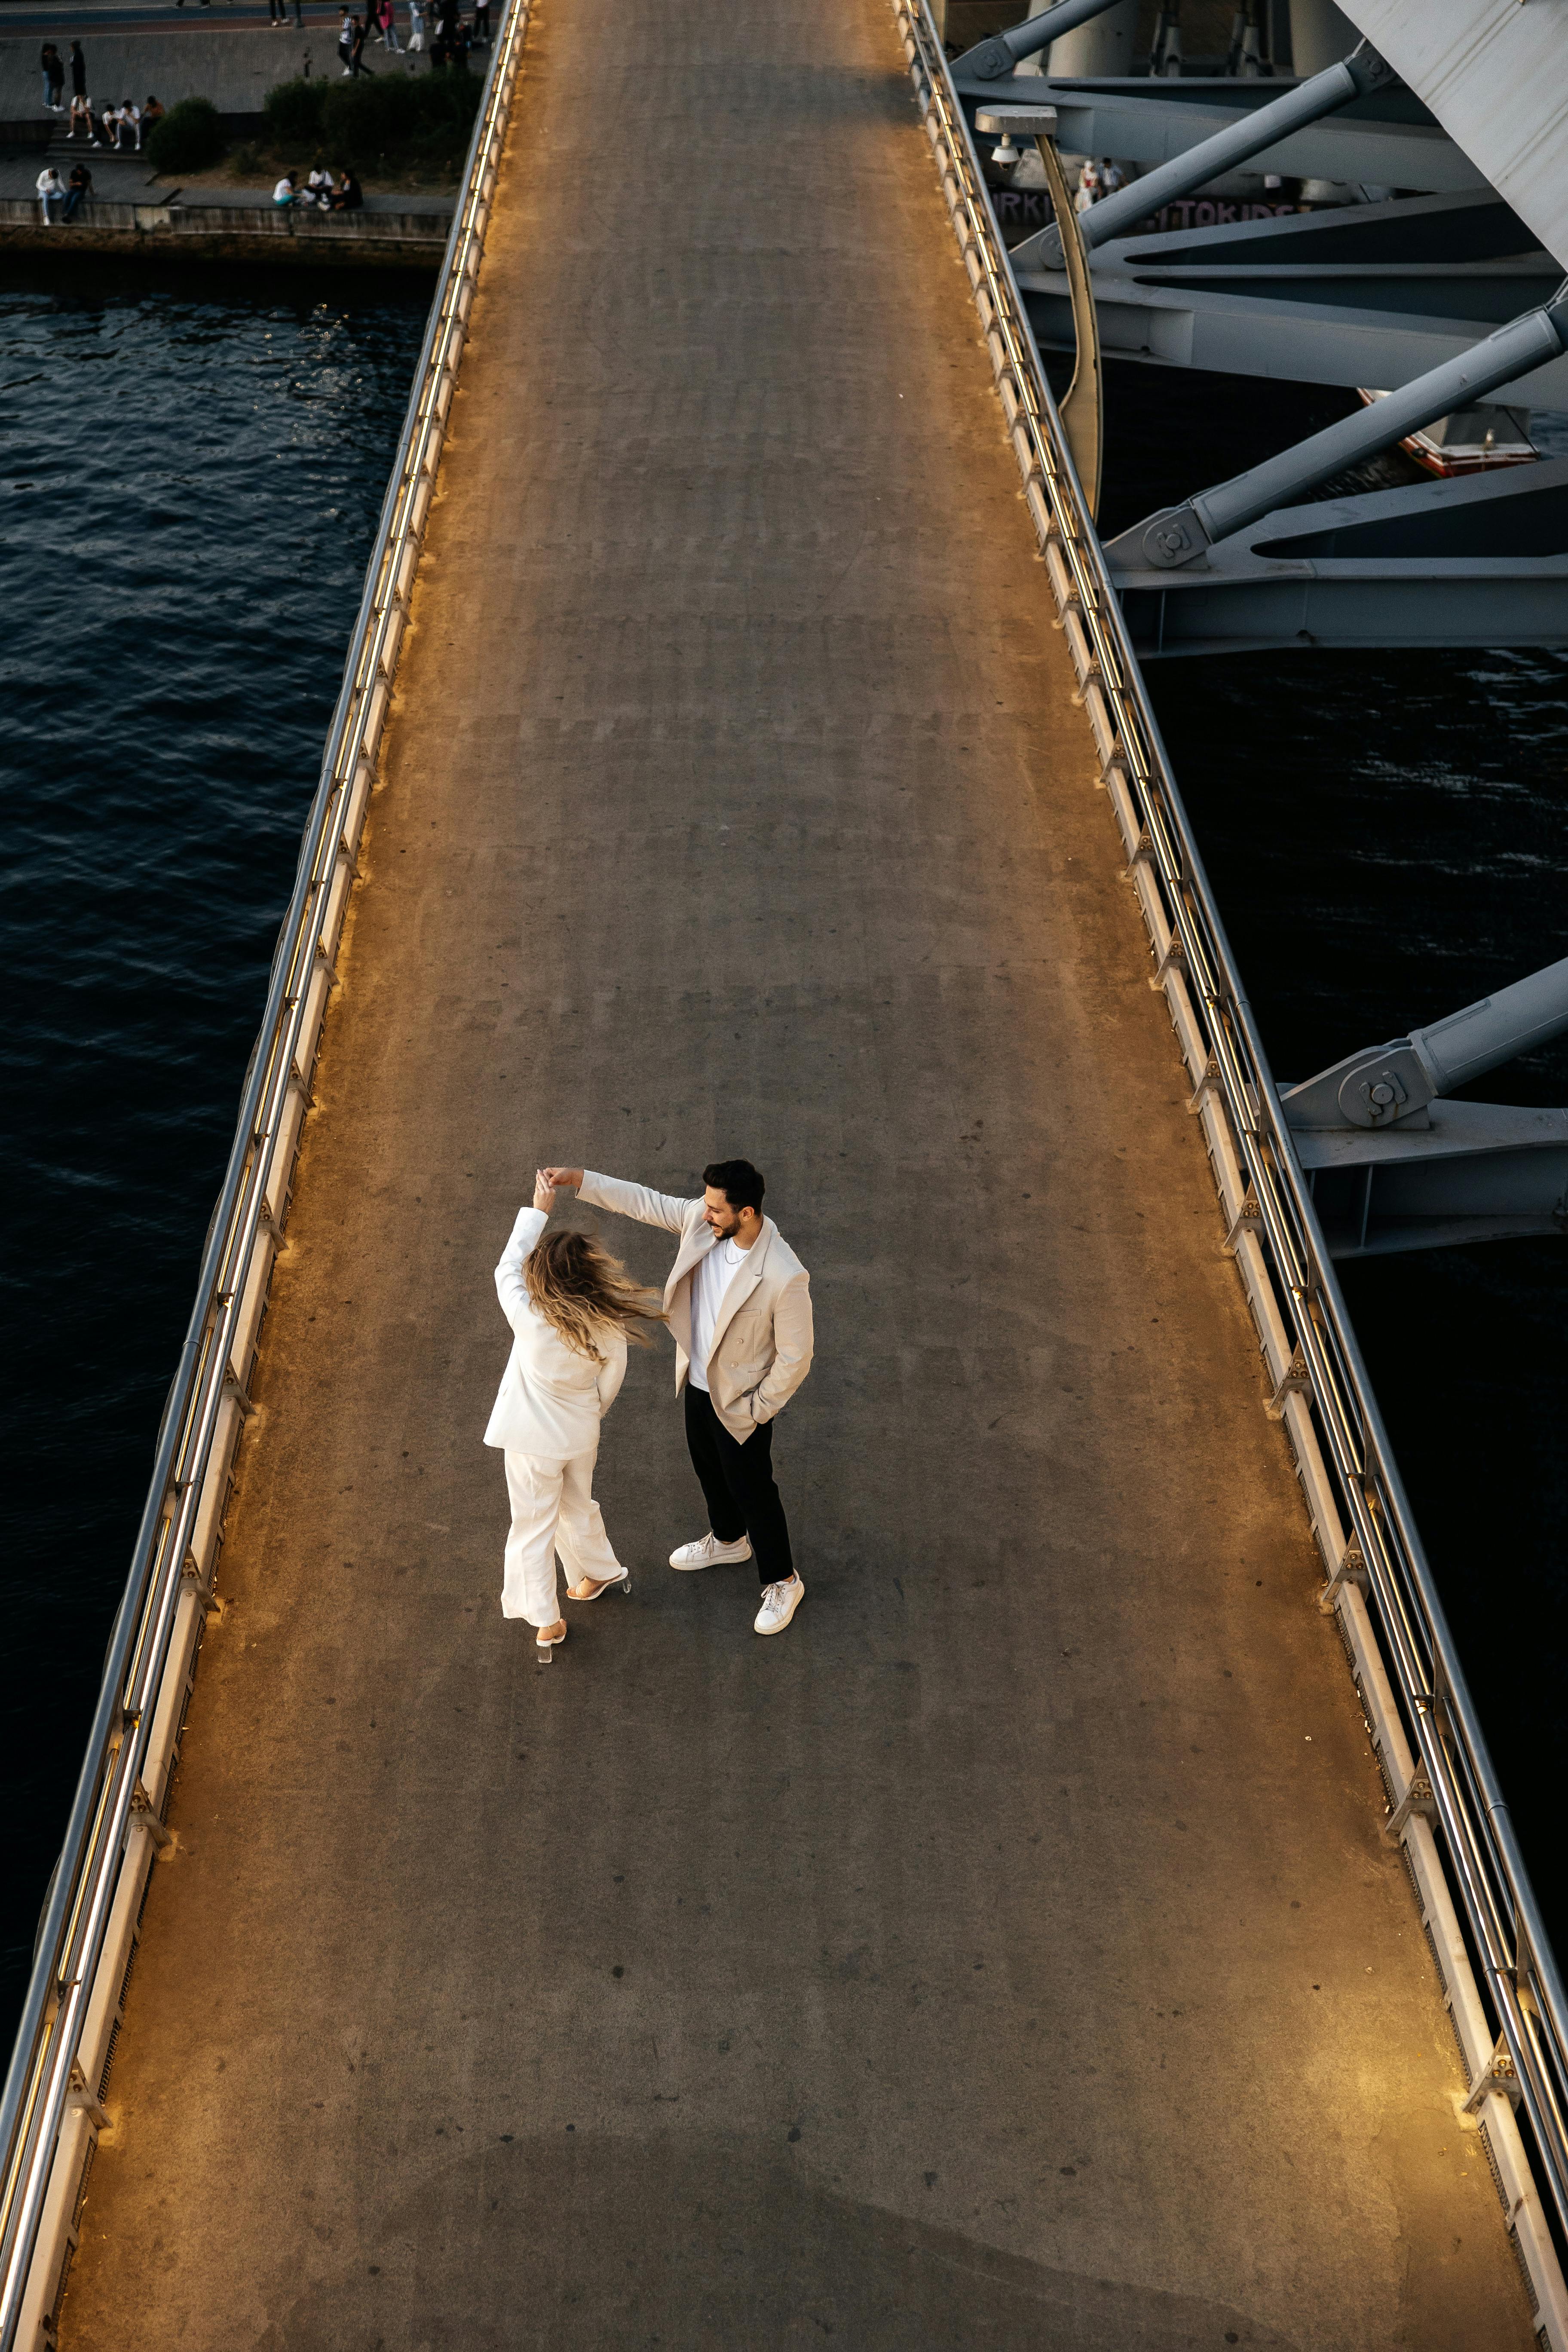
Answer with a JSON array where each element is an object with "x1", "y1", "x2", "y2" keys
[{"x1": 60, "y1": 0, "x2": 1537, "y2": 2344}]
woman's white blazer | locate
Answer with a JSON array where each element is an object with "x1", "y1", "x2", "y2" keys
[{"x1": 483, "y1": 1207, "x2": 627, "y2": 1460}]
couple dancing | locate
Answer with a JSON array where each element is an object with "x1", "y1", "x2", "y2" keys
[{"x1": 484, "y1": 1162, "x2": 813, "y2": 1654}]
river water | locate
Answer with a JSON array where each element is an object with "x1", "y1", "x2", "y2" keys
[
  {"x1": 1, "y1": 256, "x2": 429, "y2": 2037},
  {"x1": 2, "y1": 260, "x2": 1565, "y2": 2056}
]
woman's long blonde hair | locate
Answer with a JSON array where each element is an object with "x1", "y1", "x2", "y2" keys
[{"x1": 525, "y1": 1230, "x2": 665, "y2": 1363}]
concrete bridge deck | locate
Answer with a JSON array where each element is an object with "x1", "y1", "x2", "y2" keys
[{"x1": 59, "y1": 0, "x2": 1535, "y2": 2344}]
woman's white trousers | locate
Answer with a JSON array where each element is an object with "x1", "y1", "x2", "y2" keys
[{"x1": 502, "y1": 1445, "x2": 623, "y2": 1626}]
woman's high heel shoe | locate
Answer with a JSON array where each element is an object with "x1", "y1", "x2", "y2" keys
[
  {"x1": 567, "y1": 1569, "x2": 631, "y2": 1603},
  {"x1": 536, "y1": 1621, "x2": 567, "y2": 1663}
]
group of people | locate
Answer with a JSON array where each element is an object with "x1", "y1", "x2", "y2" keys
[
  {"x1": 40, "y1": 43, "x2": 163, "y2": 157},
  {"x1": 487, "y1": 1162, "x2": 813, "y2": 1654},
  {"x1": 273, "y1": 163, "x2": 364, "y2": 211},
  {"x1": 334, "y1": 0, "x2": 487, "y2": 72},
  {"x1": 68, "y1": 95, "x2": 161, "y2": 150},
  {"x1": 34, "y1": 160, "x2": 95, "y2": 225},
  {"x1": 1074, "y1": 156, "x2": 1129, "y2": 212}
]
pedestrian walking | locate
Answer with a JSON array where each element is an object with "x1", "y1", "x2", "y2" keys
[
  {"x1": 485, "y1": 1172, "x2": 662, "y2": 1656},
  {"x1": 473, "y1": 0, "x2": 490, "y2": 43},
  {"x1": 36, "y1": 165, "x2": 66, "y2": 224},
  {"x1": 70, "y1": 41, "x2": 87, "y2": 98},
  {"x1": 407, "y1": 0, "x2": 426, "y2": 50},
  {"x1": 541, "y1": 1161, "x2": 814, "y2": 1635},
  {"x1": 268, "y1": 0, "x2": 288, "y2": 25},
  {"x1": 41, "y1": 44, "x2": 66, "y2": 112},
  {"x1": 382, "y1": 0, "x2": 402, "y2": 55},
  {"x1": 349, "y1": 14, "x2": 375, "y2": 74},
  {"x1": 338, "y1": 8, "x2": 355, "y2": 72}
]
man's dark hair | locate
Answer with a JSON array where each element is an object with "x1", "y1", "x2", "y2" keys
[{"x1": 704, "y1": 1158, "x2": 766, "y2": 1214}]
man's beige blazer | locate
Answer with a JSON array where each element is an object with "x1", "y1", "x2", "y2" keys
[{"x1": 578, "y1": 1170, "x2": 813, "y2": 1442}]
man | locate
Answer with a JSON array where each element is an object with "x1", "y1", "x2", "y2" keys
[
  {"x1": 542, "y1": 1161, "x2": 813, "y2": 1634},
  {"x1": 64, "y1": 161, "x2": 93, "y2": 221},
  {"x1": 36, "y1": 165, "x2": 66, "y2": 224},
  {"x1": 70, "y1": 41, "x2": 87, "y2": 102},
  {"x1": 41, "y1": 44, "x2": 66, "y2": 111}
]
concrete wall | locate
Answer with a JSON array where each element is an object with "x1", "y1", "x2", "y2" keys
[{"x1": 0, "y1": 194, "x2": 446, "y2": 265}]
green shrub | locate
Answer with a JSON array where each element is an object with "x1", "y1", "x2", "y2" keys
[
  {"x1": 263, "y1": 77, "x2": 327, "y2": 152},
  {"x1": 146, "y1": 95, "x2": 225, "y2": 174},
  {"x1": 317, "y1": 70, "x2": 480, "y2": 175}
]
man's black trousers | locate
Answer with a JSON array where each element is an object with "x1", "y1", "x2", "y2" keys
[{"x1": 683, "y1": 1384, "x2": 793, "y2": 1586}]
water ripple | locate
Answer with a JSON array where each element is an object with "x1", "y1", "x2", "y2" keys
[{"x1": 1, "y1": 260, "x2": 428, "y2": 2032}]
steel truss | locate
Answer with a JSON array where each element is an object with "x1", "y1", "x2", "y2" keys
[{"x1": 894, "y1": 1, "x2": 1568, "y2": 2337}]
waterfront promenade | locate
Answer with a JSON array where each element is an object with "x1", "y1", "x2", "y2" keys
[{"x1": 59, "y1": 0, "x2": 1536, "y2": 2343}]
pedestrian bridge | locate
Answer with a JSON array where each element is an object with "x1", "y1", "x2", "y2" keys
[{"x1": 3, "y1": 1, "x2": 1563, "y2": 2345}]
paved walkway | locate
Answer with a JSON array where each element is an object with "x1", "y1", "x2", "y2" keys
[
  {"x1": 61, "y1": 0, "x2": 1536, "y2": 2344},
  {"x1": 0, "y1": 26, "x2": 433, "y2": 125}
]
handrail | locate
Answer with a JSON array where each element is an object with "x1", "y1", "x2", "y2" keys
[
  {"x1": 0, "y1": 4, "x2": 533, "y2": 2338},
  {"x1": 895, "y1": 0, "x2": 1568, "y2": 2333}
]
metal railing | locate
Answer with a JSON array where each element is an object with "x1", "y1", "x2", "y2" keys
[
  {"x1": 0, "y1": 3, "x2": 533, "y2": 2339},
  {"x1": 894, "y1": 1, "x2": 1568, "y2": 2337}
]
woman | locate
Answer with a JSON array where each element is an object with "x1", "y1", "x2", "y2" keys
[{"x1": 485, "y1": 1171, "x2": 662, "y2": 1654}]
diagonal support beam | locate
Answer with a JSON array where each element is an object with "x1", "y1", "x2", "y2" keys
[
  {"x1": 1109, "y1": 283, "x2": 1568, "y2": 573},
  {"x1": 1011, "y1": 42, "x2": 1396, "y2": 273},
  {"x1": 953, "y1": 0, "x2": 1129, "y2": 82},
  {"x1": 1282, "y1": 953, "x2": 1568, "y2": 1130}
]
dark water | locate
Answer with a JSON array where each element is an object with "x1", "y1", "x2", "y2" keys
[
  {"x1": 2, "y1": 270, "x2": 1565, "y2": 2060},
  {"x1": 1102, "y1": 356, "x2": 1568, "y2": 1956},
  {"x1": 1, "y1": 257, "x2": 429, "y2": 2042}
]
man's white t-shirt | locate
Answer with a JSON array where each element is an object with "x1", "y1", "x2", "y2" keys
[{"x1": 687, "y1": 1233, "x2": 752, "y2": 1393}]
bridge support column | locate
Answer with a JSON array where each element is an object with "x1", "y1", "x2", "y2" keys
[{"x1": 1043, "y1": 0, "x2": 1138, "y2": 76}]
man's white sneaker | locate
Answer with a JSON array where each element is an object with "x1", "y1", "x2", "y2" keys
[
  {"x1": 668, "y1": 1531, "x2": 752, "y2": 1571},
  {"x1": 754, "y1": 1574, "x2": 805, "y2": 1635}
]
